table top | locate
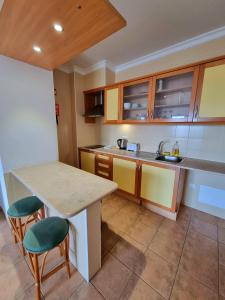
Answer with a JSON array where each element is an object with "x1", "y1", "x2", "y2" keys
[{"x1": 11, "y1": 161, "x2": 117, "y2": 218}]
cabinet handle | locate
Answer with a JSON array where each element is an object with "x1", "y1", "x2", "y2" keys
[
  {"x1": 195, "y1": 105, "x2": 199, "y2": 119},
  {"x1": 150, "y1": 111, "x2": 153, "y2": 119}
]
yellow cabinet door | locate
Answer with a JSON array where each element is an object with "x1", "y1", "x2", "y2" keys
[
  {"x1": 105, "y1": 87, "x2": 120, "y2": 122},
  {"x1": 113, "y1": 158, "x2": 136, "y2": 194},
  {"x1": 140, "y1": 163, "x2": 176, "y2": 209},
  {"x1": 197, "y1": 59, "x2": 225, "y2": 121},
  {"x1": 80, "y1": 151, "x2": 95, "y2": 174}
]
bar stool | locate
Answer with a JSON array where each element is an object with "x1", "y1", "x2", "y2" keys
[
  {"x1": 23, "y1": 216, "x2": 70, "y2": 300},
  {"x1": 7, "y1": 196, "x2": 45, "y2": 255}
]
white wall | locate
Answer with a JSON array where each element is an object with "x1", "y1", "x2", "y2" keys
[{"x1": 0, "y1": 55, "x2": 58, "y2": 211}]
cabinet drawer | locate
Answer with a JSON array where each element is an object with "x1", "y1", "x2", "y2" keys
[{"x1": 95, "y1": 153, "x2": 112, "y2": 180}]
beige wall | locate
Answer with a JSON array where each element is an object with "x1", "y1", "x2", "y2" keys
[
  {"x1": 74, "y1": 72, "x2": 101, "y2": 149},
  {"x1": 116, "y1": 36, "x2": 225, "y2": 82}
]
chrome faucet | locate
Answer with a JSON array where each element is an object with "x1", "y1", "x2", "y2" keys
[{"x1": 156, "y1": 140, "x2": 166, "y2": 156}]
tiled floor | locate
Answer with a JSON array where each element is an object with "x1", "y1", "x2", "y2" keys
[{"x1": 0, "y1": 193, "x2": 225, "y2": 299}]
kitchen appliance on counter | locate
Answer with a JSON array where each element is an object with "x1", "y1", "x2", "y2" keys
[
  {"x1": 127, "y1": 142, "x2": 140, "y2": 152},
  {"x1": 117, "y1": 138, "x2": 128, "y2": 150}
]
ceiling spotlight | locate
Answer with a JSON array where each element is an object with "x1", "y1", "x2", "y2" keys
[
  {"x1": 33, "y1": 45, "x2": 42, "y2": 53},
  {"x1": 53, "y1": 23, "x2": 64, "y2": 32}
]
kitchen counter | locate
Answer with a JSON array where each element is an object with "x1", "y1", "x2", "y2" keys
[
  {"x1": 11, "y1": 161, "x2": 117, "y2": 281},
  {"x1": 12, "y1": 161, "x2": 117, "y2": 217},
  {"x1": 79, "y1": 146, "x2": 225, "y2": 175}
]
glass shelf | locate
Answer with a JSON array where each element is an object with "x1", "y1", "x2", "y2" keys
[
  {"x1": 153, "y1": 72, "x2": 193, "y2": 120},
  {"x1": 122, "y1": 81, "x2": 150, "y2": 121}
]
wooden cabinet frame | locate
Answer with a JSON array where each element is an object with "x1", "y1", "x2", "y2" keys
[
  {"x1": 139, "y1": 161, "x2": 185, "y2": 212},
  {"x1": 79, "y1": 148, "x2": 186, "y2": 212},
  {"x1": 120, "y1": 77, "x2": 153, "y2": 124},
  {"x1": 194, "y1": 58, "x2": 225, "y2": 123},
  {"x1": 150, "y1": 66, "x2": 199, "y2": 123},
  {"x1": 104, "y1": 84, "x2": 122, "y2": 124}
]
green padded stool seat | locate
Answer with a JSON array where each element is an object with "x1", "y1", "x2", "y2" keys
[
  {"x1": 24, "y1": 217, "x2": 71, "y2": 300},
  {"x1": 7, "y1": 196, "x2": 45, "y2": 256},
  {"x1": 7, "y1": 196, "x2": 44, "y2": 218},
  {"x1": 23, "y1": 216, "x2": 69, "y2": 253}
]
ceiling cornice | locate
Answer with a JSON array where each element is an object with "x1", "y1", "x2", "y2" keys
[
  {"x1": 74, "y1": 60, "x2": 115, "y2": 75},
  {"x1": 71, "y1": 25, "x2": 225, "y2": 75},
  {"x1": 115, "y1": 25, "x2": 225, "y2": 72}
]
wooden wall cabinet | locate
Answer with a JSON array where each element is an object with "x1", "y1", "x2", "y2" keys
[
  {"x1": 140, "y1": 162, "x2": 184, "y2": 212},
  {"x1": 194, "y1": 58, "x2": 225, "y2": 122},
  {"x1": 79, "y1": 150, "x2": 95, "y2": 174},
  {"x1": 104, "y1": 86, "x2": 120, "y2": 123},
  {"x1": 150, "y1": 67, "x2": 199, "y2": 123},
  {"x1": 113, "y1": 157, "x2": 137, "y2": 195},
  {"x1": 121, "y1": 78, "x2": 152, "y2": 123}
]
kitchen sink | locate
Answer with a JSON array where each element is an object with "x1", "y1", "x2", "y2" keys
[{"x1": 155, "y1": 155, "x2": 183, "y2": 163}]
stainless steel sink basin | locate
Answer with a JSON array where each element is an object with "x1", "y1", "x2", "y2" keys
[{"x1": 155, "y1": 155, "x2": 183, "y2": 163}]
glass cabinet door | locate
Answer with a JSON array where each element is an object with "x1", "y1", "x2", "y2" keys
[
  {"x1": 152, "y1": 69, "x2": 197, "y2": 122},
  {"x1": 122, "y1": 79, "x2": 151, "y2": 122}
]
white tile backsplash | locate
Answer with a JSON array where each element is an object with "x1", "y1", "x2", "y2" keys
[{"x1": 100, "y1": 123, "x2": 225, "y2": 162}]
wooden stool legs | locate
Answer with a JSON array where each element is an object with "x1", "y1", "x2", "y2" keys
[
  {"x1": 27, "y1": 234, "x2": 70, "y2": 300},
  {"x1": 8, "y1": 207, "x2": 45, "y2": 256}
]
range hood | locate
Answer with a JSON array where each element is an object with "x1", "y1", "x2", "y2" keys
[{"x1": 85, "y1": 91, "x2": 104, "y2": 117}]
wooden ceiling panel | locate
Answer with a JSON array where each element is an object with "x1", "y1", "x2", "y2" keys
[{"x1": 0, "y1": 0, "x2": 126, "y2": 69}]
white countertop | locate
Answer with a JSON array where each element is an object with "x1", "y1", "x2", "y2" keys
[{"x1": 11, "y1": 161, "x2": 118, "y2": 217}]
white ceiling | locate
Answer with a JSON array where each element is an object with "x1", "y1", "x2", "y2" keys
[{"x1": 63, "y1": 0, "x2": 225, "y2": 71}]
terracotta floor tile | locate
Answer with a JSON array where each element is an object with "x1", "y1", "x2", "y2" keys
[
  {"x1": 108, "y1": 210, "x2": 138, "y2": 233},
  {"x1": 190, "y1": 216, "x2": 218, "y2": 240},
  {"x1": 171, "y1": 269, "x2": 218, "y2": 300},
  {"x1": 180, "y1": 230, "x2": 218, "y2": 291},
  {"x1": 219, "y1": 243, "x2": 225, "y2": 266},
  {"x1": 158, "y1": 218, "x2": 188, "y2": 240},
  {"x1": 219, "y1": 227, "x2": 225, "y2": 244},
  {"x1": 111, "y1": 234, "x2": 147, "y2": 274},
  {"x1": 91, "y1": 253, "x2": 132, "y2": 300},
  {"x1": 220, "y1": 264, "x2": 225, "y2": 297},
  {"x1": 0, "y1": 241, "x2": 23, "y2": 273},
  {"x1": 177, "y1": 205, "x2": 193, "y2": 221},
  {"x1": 103, "y1": 194, "x2": 128, "y2": 210},
  {"x1": 42, "y1": 264, "x2": 83, "y2": 299},
  {"x1": 17, "y1": 284, "x2": 45, "y2": 300},
  {"x1": 120, "y1": 273, "x2": 164, "y2": 300},
  {"x1": 138, "y1": 249, "x2": 177, "y2": 299},
  {"x1": 149, "y1": 230, "x2": 184, "y2": 266},
  {"x1": 101, "y1": 204, "x2": 119, "y2": 222},
  {"x1": 101, "y1": 222, "x2": 121, "y2": 251},
  {"x1": 138, "y1": 210, "x2": 163, "y2": 228},
  {"x1": 69, "y1": 281, "x2": 104, "y2": 300},
  {"x1": 0, "y1": 259, "x2": 34, "y2": 299},
  {"x1": 192, "y1": 209, "x2": 219, "y2": 225},
  {"x1": 120, "y1": 201, "x2": 143, "y2": 215},
  {"x1": 126, "y1": 219, "x2": 157, "y2": 247}
]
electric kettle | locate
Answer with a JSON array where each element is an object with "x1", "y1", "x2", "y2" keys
[{"x1": 117, "y1": 138, "x2": 128, "y2": 150}]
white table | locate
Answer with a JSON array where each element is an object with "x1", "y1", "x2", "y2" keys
[{"x1": 11, "y1": 161, "x2": 117, "y2": 281}]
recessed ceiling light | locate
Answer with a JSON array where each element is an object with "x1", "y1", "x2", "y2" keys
[
  {"x1": 33, "y1": 45, "x2": 42, "y2": 53},
  {"x1": 53, "y1": 23, "x2": 64, "y2": 32}
]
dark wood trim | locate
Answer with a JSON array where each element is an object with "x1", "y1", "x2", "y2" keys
[{"x1": 194, "y1": 58, "x2": 225, "y2": 123}]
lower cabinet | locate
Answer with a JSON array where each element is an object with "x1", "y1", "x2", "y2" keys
[
  {"x1": 140, "y1": 162, "x2": 182, "y2": 212},
  {"x1": 80, "y1": 151, "x2": 95, "y2": 174},
  {"x1": 79, "y1": 149, "x2": 185, "y2": 215},
  {"x1": 113, "y1": 157, "x2": 137, "y2": 195}
]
